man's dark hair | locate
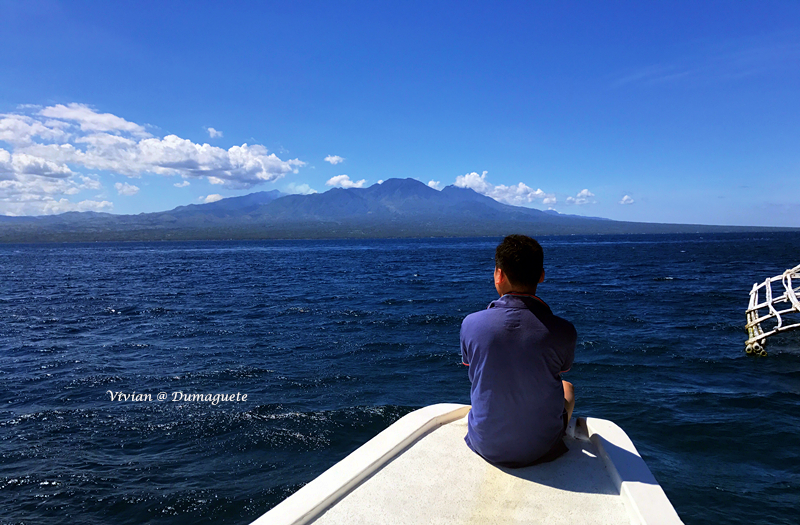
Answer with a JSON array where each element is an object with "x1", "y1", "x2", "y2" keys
[{"x1": 495, "y1": 234, "x2": 544, "y2": 290}]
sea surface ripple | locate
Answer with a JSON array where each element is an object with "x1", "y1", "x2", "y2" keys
[{"x1": 1, "y1": 233, "x2": 799, "y2": 524}]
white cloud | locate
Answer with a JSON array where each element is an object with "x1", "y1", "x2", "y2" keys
[
  {"x1": 174, "y1": 180, "x2": 190, "y2": 188},
  {"x1": 324, "y1": 155, "x2": 345, "y2": 165},
  {"x1": 78, "y1": 175, "x2": 102, "y2": 190},
  {"x1": 0, "y1": 172, "x2": 101, "y2": 198},
  {"x1": 619, "y1": 195, "x2": 635, "y2": 205},
  {"x1": 0, "y1": 104, "x2": 311, "y2": 215},
  {"x1": 427, "y1": 180, "x2": 442, "y2": 190},
  {"x1": 455, "y1": 171, "x2": 492, "y2": 193},
  {"x1": 43, "y1": 199, "x2": 113, "y2": 214},
  {"x1": 0, "y1": 104, "x2": 306, "y2": 211},
  {"x1": 326, "y1": 174, "x2": 366, "y2": 189},
  {"x1": 377, "y1": 179, "x2": 384, "y2": 184},
  {"x1": 0, "y1": 148, "x2": 73, "y2": 181},
  {"x1": 492, "y1": 183, "x2": 558, "y2": 206},
  {"x1": 0, "y1": 114, "x2": 70, "y2": 145},
  {"x1": 285, "y1": 182, "x2": 317, "y2": 194},
  {"x1": 39, "y1": 103, "x2": 149, "y2": 137},
  {"x1": 23, "y1": 131, "x2": 305, "y2": 186},
  {"x1": 0, "y1": 195, "x2": 112, "y2": 216},
  {"x1": 454, "y1": 171, "x2": 556, "y2": 206},
  {"x1": 0, "y1": 150, "x2": 11, "y2": 178},
  {"x1": 9, "y1": 152, "x2": 73, "y2": 178},
  {"x1": 566, "y1": 189, "x2": 595, "y2": 205},
  {"x1": 202, "y1": 194, "x2": 224, "y2": 203},
  {"x1": 206, "y1": 127, "x2": 223, "y2": 138},
  {"x1": 115, "y1": 182, "x2": 139, "y2": 196},
  {"x1": 130, "y1": 135, "x2": 304, "y2": 187},
  {"x1": 0, "y1": 147, "x2": 106, "y2": 215}
]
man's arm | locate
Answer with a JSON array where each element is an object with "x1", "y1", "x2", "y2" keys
[
  {"x1": 561, "y1": 322, "x2": 577, "y2": 420},
  {"x1": 563, "y1": 380, "x2": 575, "y2": 421},
  {"x1": 560, "y1": 322, "x2": 577, "y2": 373}
]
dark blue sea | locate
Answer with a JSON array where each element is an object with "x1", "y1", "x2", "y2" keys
[{"x1": 2, "y1": 233, "x2": 799, "y2": 525}]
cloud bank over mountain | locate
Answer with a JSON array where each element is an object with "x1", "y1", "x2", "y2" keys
[
  {"x1": 454, "y1": 171, "x2": 558, "y2": 207},
  {"x1": 0, "y1": 103, "x2": 614, "y2": 218},
  {"x1": 326, "y1": 174, "x2": 366, "y2": 188},
  {"x1": 0, "y1": 178, "x2": 776, "y2": 244}
]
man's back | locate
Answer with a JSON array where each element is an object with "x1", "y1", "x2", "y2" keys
[{"x1": 461, "y1": 293, "x2": 576, "y2": 467}]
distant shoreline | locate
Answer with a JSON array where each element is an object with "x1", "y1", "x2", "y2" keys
[{"x1": 1, "y1": 227, "x2": 797, "y2": 245}]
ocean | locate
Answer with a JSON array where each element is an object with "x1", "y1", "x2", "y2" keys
[{"x1": 2, "y1": 233, "x2": 799, "y2": 524}]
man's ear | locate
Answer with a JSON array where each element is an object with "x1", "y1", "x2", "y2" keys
[{"x1": 539, "y1": 269, "x2": 546, "y2": 284}]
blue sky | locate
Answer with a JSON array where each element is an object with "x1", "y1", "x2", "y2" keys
[{"x1": 1, "y1": 1, "x2": 798, "y2": 226}]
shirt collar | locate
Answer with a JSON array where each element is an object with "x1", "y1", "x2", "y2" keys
[{"x1": 489, "y1": 293, "x2": 551, "y2": 313}]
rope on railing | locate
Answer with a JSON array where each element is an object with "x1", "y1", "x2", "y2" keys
[{"x1": 745, "y1": 264, "x2": 800, "y2": 356}]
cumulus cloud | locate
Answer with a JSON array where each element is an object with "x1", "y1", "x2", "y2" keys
[
  {"x1": 427, "y1": 180, "x2": 442, "y2": 190},
  {"x1": 0, "y1": 103, "x2": 306, "y2": 215},
  {"x1": 0, "y1": 171, "x2": 102, "y2": 198},
  {"x1": 455, "y1": 171, "x2": 492, "y2": 193},
  {"x1": 206, "y1": 127, "x2": 223, "y2": 138},
  {"x1": 4, "y1": 151, "x2": 73, "y2": 178},
  {"x1": 324, "y1": 155, "x2": 345, "y2": 165},
  {"x1": 0, "y1": 114, "x2": 70, "y2": 145},
  {"x1": 285, "y1": 182, "x2": 317, "y2": 194},
  {"x1": 202, "y1": 194, "x2": 224, "y2": 203},
  {"x1": 115, "y1": 182, "x2": 139, "y2": 196},
  {"x1": 174, "y1": 180, "x2": 190, "y2": 188},
  {"x1": 0, "y1": 104, "x2": 308, "y2": 215},
  {"x1": 493, "y1": 183, "x2": 558, "y2": 206},
  {"x1": 39, "y1": 103, "x2": 149, "y2": 137},
  {"x1": 41, "y1": 199, "x2": 113, "y2": 214},
  {"x1": 566, "y1": 189, "x2": 595, "y2": 205},
  {"x1": 454, "y1": 171, "x2": 556, "y2": 206},
  {"x1": 77, "y1": 175, "x2": 102, "y2": 190},
  {"x1": 619, "y1": 194, "x2": 635, "y2": 205},
  {"x1": 0, "y1": 193, "x2": 112, "y2": 216},
  {"x1": 0, "y1": 147, "x2": 107, "y2": 215},
  {"x1": 326, "y1": 174, "x2": 366, "y2": 189},
  {"x1": 37, "y1": 134, "x2": 305, "y2": 187}
]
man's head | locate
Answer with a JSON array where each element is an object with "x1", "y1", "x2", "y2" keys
[{"x1": 494, "y1": 234, "x2": 544, "y2": 295}]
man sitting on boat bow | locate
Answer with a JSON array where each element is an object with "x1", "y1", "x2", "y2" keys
[{"x1": 461, "y1": 234, "x2": 576, "y2": 467}]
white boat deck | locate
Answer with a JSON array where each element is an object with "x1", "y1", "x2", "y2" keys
[{"x1": 253, "y1": 404, "x2": 683, "y2": 525}]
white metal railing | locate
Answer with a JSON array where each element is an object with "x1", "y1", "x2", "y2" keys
[{"x1": 745, "y1": 264, "x2": 800, "y2": 356}]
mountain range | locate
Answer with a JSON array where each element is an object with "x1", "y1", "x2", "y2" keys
[{"x1": 0, "y1": 178, "x2": 788, "y2": 242}]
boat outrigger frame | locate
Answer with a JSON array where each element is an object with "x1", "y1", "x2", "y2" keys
[{"x1": 745, "y1": 264, "x2": 800, "y2": 356}]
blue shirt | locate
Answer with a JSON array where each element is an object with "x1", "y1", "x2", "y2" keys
[{"x1": 460, "y1": 293, "x2": 576, "y2": 466}]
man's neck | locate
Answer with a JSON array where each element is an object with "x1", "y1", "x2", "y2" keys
[{"x1": 506, "y1": 289, "x2": 537, "y2": 296}]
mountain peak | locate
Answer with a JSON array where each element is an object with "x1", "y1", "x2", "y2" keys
[
  {"x1": 375, "y1": 178, "x2": 429, "y2": 189},
  {"x1": 365, "y1": 178, "x2": 436, "y2": 198}
]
